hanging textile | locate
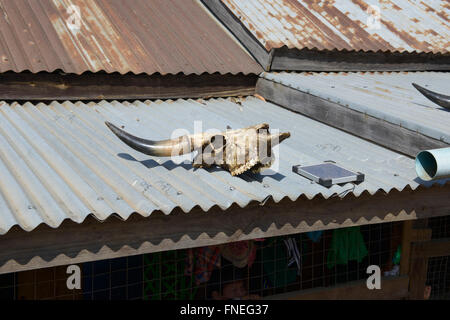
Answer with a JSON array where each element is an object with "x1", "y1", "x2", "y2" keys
[
  {"x1": 185, "y1": 246, "x2": 221, "y2": 285},
  {"x1": 327, "y1": 226, "x2": 368, "y2": 269},
  {"x1": 306, "y1": 231, "x2": 323, "y2": 243},
  {"x1": 283, "y1": 238, "x2": 302, "y2": 275},
  {"x1": 262, "y1": 238, "x2": 297, "y2": 288}
]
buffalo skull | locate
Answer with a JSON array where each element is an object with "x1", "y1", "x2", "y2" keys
[{"x1": 105, "y1": 122, "x2": 290, "y2": 176}]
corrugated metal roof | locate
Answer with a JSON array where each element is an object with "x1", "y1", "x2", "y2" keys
[
  {"x1": 0, "y1": 96, "x2": 446, "y2": 235},
  {"x1": 261, "y1": 71, "x2": 450, "y2": 143},
  {"x1": 0, "y1": 0, "x2": 262, "y2": 75},
  {"x1": 220, "y1": 0, "x2": 450, "y2": 53}
]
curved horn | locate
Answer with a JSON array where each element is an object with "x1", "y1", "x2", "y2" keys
[
  {"x1": 412, "y1": 83, "x2": 450, "y2": 109},
  {"x1": 105, "y1": 122, "x2": 194, "y2": 157}
]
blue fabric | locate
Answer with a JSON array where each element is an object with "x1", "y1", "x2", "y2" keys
[{"x1": 307, "y1": 231, "x2": 323, "y2": 243}]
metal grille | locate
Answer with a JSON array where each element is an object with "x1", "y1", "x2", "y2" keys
[
  {"x1": 0, "y1": 222, "x2": 404, "y2": 300},
  {"x1": 428, "y1": 216, "x2": 450, "y2": 239},
  {"x1": 244, "y1": 222, "x2": 402, "y2": 296},
  {"x1": 426, "y1": 256, "x2": 450, "y2": 300},
  {"x1": 0, "y1": 265, "x2": 83, "y2": 300}
]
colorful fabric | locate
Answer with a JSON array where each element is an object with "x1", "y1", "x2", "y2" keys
[
  {"x1": 327, "y1": 226, "x2": 368, "y2": 269},
  {"x1": 185, "y1": 246, "x2": 221, "y2": 285}
]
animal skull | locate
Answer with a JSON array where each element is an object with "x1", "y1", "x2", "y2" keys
[{"x1": 105, "y1": 122, "x2": 290, "y2": 176}]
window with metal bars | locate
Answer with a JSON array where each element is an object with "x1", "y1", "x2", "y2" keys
[{"x1": 0, "y1": 221, "x2": 406, "y2": 300}]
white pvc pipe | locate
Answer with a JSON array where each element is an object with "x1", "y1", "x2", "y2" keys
[{"x1": 415, "y1": 147, "x2": 450, "y2": 181}]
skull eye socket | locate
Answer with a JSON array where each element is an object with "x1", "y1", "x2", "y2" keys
[
  {"x1": 257, "y1": 128, "x2": 270, "y2": 135},
  {"x1": 210, "y1": 135, "x2": 226, "y2": 151}
]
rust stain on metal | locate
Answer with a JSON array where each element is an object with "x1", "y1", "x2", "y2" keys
[
  {"x1": 374, "y1": 86, "x2": 391, "y2": 94},
  {"x1": 0, "y1": 0, "x2": 262, "y2": 75},
  {"x1": 381, "y1": 20, "x2": 432, "y2": 52},
  {"x1": 221, "y1": 0, "x2": 450, "y2": 54}
]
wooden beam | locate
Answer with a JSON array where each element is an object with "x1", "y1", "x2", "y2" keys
[
  {"x1": 411, "y1": 238, "x2": 450, "y2": 258},
  {"x1": 408, "y1": 226, "x2": 433, "y2": 300},
  {"x1": 411, "y1": 229, "x2": 433, "y2": 242},
  {"x1": 0, "y1": 72, "x2": 257, "y2": 101},
  {"x1": 400, "y1": 221, "x2": 433, "y2": 276},
  {"x1": 256, "y1": 78, "x2": 448, "y2": 157},
  {"x1": 400, "y1": 220, "x2": 414, "y2": 275},
  {"x1": 265, "y1": 276, "x2": 410, "y2": 300},
  {"x1": 0, "y1": 183, "x2": 449, "y2": 274},
  {"x1": 409, "y1": 258, "x2": 429, "y2": 300},
  {"x1": 201, "y1": 0, "x2": 271, "y2": 70},
  {"x1": 271, "y1": 47, "x2": 450, "y2": 72}
]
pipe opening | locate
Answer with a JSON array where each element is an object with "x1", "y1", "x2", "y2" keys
[{"x1": 416, "y1": 151, "x2": 437, "y2": 181}]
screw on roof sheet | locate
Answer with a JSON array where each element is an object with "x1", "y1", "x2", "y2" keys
[
  {"x1": 97, "y1": 197, "x2": 104, "y2": 201},
  {"x1": 177, "y1": 191, "x2": 183, "y2": 195}
]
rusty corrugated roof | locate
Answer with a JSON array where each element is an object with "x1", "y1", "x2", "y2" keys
[
  {"x1": 220, "y1": 0, "x2": 450, "y2": 53},
  {"x1": 0, "y1": 0, "x2": 262, "y2": 75}
]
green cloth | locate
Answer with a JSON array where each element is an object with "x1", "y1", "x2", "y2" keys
[
  {"x1": 262, "y1": 238, "x2": 297, "y2": 288},
  {"x1": 327, "y1": 227, "x2": 368, "y2": 269},
  {"x1": 393, "y1": 245, "x2": 401, "y2": 265}
]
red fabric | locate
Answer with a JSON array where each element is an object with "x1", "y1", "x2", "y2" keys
[{"x1": 185, "y1": 246, "x2": 221, "y2": 285}]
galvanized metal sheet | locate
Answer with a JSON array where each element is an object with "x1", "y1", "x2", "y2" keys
[
  {"x1": 261, "y1": 71, "x2": 450, "y2": 143},
  {"x1": 0, "y1": 0, "x2": 262, "y2": 75},
  {"x1": 221, "y1": 0, "x2": 450, "y2": 53},
  {"x1": 0, "y1": 97, "x2": 444, "y2": 234}
]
